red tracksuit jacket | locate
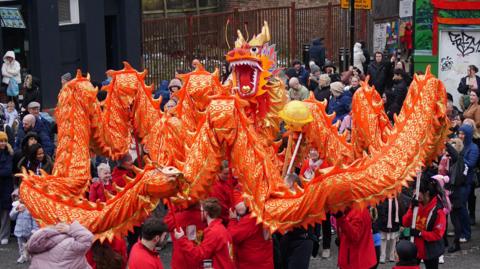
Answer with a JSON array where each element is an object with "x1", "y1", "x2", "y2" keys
[
  {"x1": 177, "y1": 219, "x2": 235, "y2": 269},
  {"x1": 164, "y1": 205, "x2": 206, "y2": 269},
  {"x1": 402, "y1": 197, "x2": 446, "y2": 260},
  {"x1": 228, "y1": 213, "x2": 274, "y2": 269},
  {"x1": 128, "y1": 241, "x2": 164, "y2": 269},
  {"x1": 337, "y1": 208, "x2": 377, "y2": 269}
]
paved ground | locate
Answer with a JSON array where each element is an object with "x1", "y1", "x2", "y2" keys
[{"x1": 2, "y1": 191, "x2": 480, "y2": 268}]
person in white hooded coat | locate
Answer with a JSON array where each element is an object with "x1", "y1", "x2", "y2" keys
[
  {"x1": 2, "y1": 51, "x2": 21, "y2": 86},
  {"x1": 353, "y1": 42, "x2": 366, "y2": 74}
]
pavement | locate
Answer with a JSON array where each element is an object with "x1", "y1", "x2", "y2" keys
[{"x1": 2, "y1": 190, "x2": 480, "y2": 268}]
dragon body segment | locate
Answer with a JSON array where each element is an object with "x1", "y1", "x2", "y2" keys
[{"x1": 19, "y1": 21, "x2": 449, "y2": 241}]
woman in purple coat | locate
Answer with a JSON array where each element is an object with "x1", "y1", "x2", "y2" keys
[{"x1": 27, "y1": 221, "x2": 94, "y2": 269}]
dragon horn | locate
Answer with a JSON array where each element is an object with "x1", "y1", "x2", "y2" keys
[
  {"x1": 123, "y1": 61, "x2": 133, "y2": 70},
  {"x1": 235, "y1": 30, "x2": 246, "y2": 48}
]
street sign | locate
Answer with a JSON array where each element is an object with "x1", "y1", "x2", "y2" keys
[{"x1": 341, "y1": 0, "x2": 372, "y2": 10}]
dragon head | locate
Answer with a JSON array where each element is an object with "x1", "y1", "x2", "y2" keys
[{"x1": 226, "y1": 21, "x2": 277, "y2": 98}]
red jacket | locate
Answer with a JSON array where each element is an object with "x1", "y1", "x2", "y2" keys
[
  {"x1": 128, "y1": 241, "x2": 164, "y2": 269},
  {"x1": 86, "y1": 237, "x2": 127, "y2": 269},
  {"x1": 111, "y1": 167, "x2": 135, "y2": 188},
  {"x1": 208, "y1": 177, "x2": 235, "y2": 225},
  {"x1": 228, "y1": 213, "x2": 273, "y2": 269},
  {"x1": 164, "y1": 205, "x2": 206, "y2": 269},
  {"x1": 402, "y1": 197, "x2": 446, "y2": 260},
  {"x1": 88, "y1": 181, "x2": 115, "y2": 202},
  {"x1": 337, "y1": 208, "x2": 377, "y2": 269},
  {"x1": 177, "y1": 219, "x2": 235, "y2": 269}
]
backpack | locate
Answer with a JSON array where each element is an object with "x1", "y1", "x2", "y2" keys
[{"x1": 449, "y1": 150, "x2": 467, "y2": 186}]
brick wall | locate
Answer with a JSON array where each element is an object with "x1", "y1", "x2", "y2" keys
[{"x1": 222, "y1": 0, "x2": 339, "y2": 10}]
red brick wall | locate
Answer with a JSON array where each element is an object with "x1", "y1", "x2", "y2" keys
[{"x1": 222, "y1": 0, "x2": 339, "y2": 10}]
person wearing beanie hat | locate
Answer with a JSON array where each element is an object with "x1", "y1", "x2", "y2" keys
[
  {"x1": 168, "y1": 78, "x2": 183, "y2": 103},
  {"x1": 327, "y1": 82, "x2": 352, "y2": 124},
  {"x1": 393, "y1": 240, "x2": 420, "y2": 269},
  {"x1": 227, "y1": 186, "x2": 274, "y2": 269},
  {"x1": 288, "y1": 77, "x2": 310, "y2": 101},
  {"x1": 291, "y1": 60, "x2": 309, "y2": 86},
  {"x1": 0, "y1": 131, "x2": 14, "y2": 245}
]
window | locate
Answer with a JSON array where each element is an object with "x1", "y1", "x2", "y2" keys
[{"x1": 58, "y1": 0, "x2": 79, "y2": 25}]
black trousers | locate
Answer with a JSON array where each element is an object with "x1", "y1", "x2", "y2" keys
[
  {"x1": 322, "y1": 213, "x2": 332, "y2": 249},
  {"x1": 450, "y1": 207, "x2": 463, "y2": 241},
  {"x1": 468, "y1": 186, "x2": 476, "y2": 220},
  {"x1": 279, "y1": 236, "x2": 313, "y2": 269},
  {"x1": 423, "y1": 257, "x2": 439, "y2": 269}
]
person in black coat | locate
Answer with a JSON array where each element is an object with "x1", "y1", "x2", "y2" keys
[
  {"x1": 367, "y1": 52, "x2": 393, "y2": 95},
  {"x1": 0, "y1": 131, "x2": 13, "y2": 244},
  {"x1": 385, "y1": 69, "x2": 409, "y2": 122},
  {"x1": 360, "y1": 41, "x2": 370, "y2": 74},
  {"x1": 313, "y1": 74, "x2": 331, "y2": 102},
  {"x1": 20, "y1": 75, "x2": 40, "y2": 115},
  {"x1": 457, "y1": 65, "x2": 480, "y2": 95},
  {"x1": 309, "y1": 38, "x2": 326, "y2": 68}
]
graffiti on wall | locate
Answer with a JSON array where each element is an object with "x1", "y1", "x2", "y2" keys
[{"x1": 448, "y1": 31, "x2": 480, "y2": 57}]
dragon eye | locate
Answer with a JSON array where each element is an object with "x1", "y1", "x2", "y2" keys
[{"x1": 250, "y1": 47, "x2": 259, "y2": 54}]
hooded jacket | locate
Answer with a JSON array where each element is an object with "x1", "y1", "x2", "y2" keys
[
  {"x1": 27, "y1": 221, "x2": 94, "y2": 269},
  {"x1": 2, "y1": 51, "x2": 21, "y2": 84},
  {"x1": 459, "y1": 124, "x2": 479, "y2": 184},
  {"x1": 353, "y1": 43, "x2": 366, "y2": 74}
]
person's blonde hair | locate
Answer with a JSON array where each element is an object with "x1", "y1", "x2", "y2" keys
[{"x1": 97, "y1": 163, "x2": 111, "y2": 175}]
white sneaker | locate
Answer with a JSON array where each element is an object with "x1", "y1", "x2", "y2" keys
[
  {"x1": 17, "y1": 255, "x2": 27, "y2": 264},
  {"x1": 439, "y1": 255, "x2": 445, "y2": 264},
  {"x1": 459, "y1": 237, "x2": 468, "y2": 243},
  {"x1": 0, "y1": 239, "x2": 8, "y2": 245},
  {"x1": 447, "y1": 231, "x2": 455, "y2": 237},
  {"x1": 321, "y1": 249, "x2": 331, "y2": 259}
]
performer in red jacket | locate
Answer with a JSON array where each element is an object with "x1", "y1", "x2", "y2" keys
[
  {"x1": 402, "y1": 178, "x2": 446, "y2": 269},
  {"x1": 227, "y1": 188, "x2": 274, "y2": 269},
  {"x1": 336, "y1": 207, "x2": 377, "y2": 269},
  {"x1": 208, "y1": 160, "x2": 236, "y2": 225},
  {"x1": 174, "y1": 198, "x2": 235, "y2": 269},
  {"x1": 164, "y1": 203, "x2": 206, "y2": 269},
  {"x1": 128, "y1": 218, "x2": 168, "y2": 269}
]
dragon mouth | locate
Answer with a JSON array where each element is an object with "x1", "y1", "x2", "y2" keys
[{"x1": 229, "y1": 60, "x2": 263, "y2": 97}]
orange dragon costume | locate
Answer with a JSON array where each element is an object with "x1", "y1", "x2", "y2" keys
[{"x1": 19, "y1": 21, "x2": 449, "y2": 241}]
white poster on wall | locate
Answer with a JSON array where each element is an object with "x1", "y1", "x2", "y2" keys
[
  {"x1": 399, "y1": 0, "x2": 413, "y2": 18},
  {"x1": 438, "y1": 29, "x2": 480, "y2": 108},
  {"x1": 373, "y1": 23, "x2": 387, "y2": 54}
]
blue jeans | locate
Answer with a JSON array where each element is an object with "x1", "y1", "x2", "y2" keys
[{"x1": 460, "y1": 184, "x2": 472, "y2": 240}]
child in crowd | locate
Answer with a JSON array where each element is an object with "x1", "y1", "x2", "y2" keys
[
  {"x1": 376, "y1": 196, "x2": 403, "y2": 264},
  {"x1": 5, "y1": 100, "x2": 18, "y2": 129},
  {"x1": 393, "y1": 240, "x2": 420, "y2": 269},
  {"x1": 9, "y1": 188, "x2": 39, "y2": 263}
]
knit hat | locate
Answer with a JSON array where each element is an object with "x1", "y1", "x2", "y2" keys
[
  {"x1": 330, "y1": 81, "x2": 345, "y2": 97},
  {"x1": 168, "y1": 78, "x2": 182, "y2": 90},
  {"x1": 61, "y1": 72, "x2": 72, "y2": 82},
  {"x1": 310, "y1": 64, "x2": 321, "y2": 74},
  {"x1": 0, "y1": 131, "x2": 7, "y2": 141},
  {"x1": 432, "y1": 175, "x2": 449, "y2": 188}
]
